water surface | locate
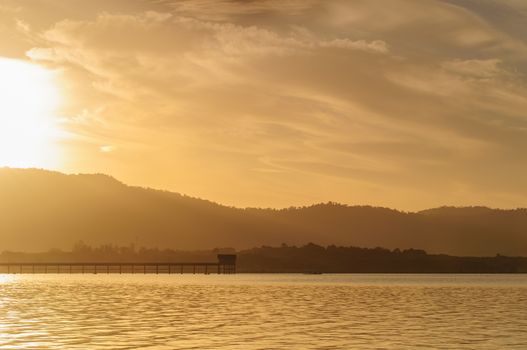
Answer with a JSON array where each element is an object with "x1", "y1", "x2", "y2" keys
[{"x1": 0, "y1": 274, "x2": 525, "y2": 349}]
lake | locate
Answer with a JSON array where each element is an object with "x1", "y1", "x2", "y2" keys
[{"x1": 0, "y1": 274, "x2": 525, "y2": 349}]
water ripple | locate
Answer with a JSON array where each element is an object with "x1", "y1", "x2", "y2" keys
[{"x1": 0, "y1": 274, "x2": 524, "y2": 349}]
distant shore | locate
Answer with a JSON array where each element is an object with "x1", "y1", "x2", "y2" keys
[{"x1": 2, "y1": 243, "x2": 526, "y2": 274}]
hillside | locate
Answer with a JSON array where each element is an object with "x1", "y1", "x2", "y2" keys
[{"x1": 0, "y1": 168, "x2": 526, "y2": 256}]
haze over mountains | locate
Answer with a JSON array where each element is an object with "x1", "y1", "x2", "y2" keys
[{"x1": 0, "y1": 168, "x2": 526, "y2": 256}]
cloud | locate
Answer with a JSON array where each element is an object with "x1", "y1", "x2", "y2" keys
[
  {"x1": 441, "y1": 58, "x2": 503, "y2": 78},
  {"x1": 15, "y1": 18, "x2": 30, "y2": 33},
  {"x1": 319, "y1": 39, "x2": 388, "y2": 53},
  {"x1": 9, "y1": 0, "x2": 527, "y2": 209},
  {"x1": 100, "y1": 145, "x2": 116, "y2": 153},
  {"x1": 164, "y1": 0, "x2": 316, "y2": 21}
]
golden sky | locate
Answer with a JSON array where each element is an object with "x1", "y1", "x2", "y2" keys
[{"x1": 0, "y1": 0, "x2": 526, "y2": 210}]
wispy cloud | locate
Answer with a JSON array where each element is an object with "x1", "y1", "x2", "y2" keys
[{"x1": 0, "y1": 0, "x2": 524, "y2": 209}]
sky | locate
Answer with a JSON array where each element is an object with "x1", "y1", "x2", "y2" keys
[{"x1": 0, "y1": 0, "x2": 526, "y2": 210}]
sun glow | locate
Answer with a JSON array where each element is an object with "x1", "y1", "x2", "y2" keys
[{"x1": 0, "y1": 57, "x2": 63, "y2": 168}]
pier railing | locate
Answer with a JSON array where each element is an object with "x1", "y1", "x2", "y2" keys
[{"x1": 0, "y1": 254, "x2": 237, "y2": 275}]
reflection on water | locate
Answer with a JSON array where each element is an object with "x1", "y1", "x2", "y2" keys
[{"x1": 0, "y1": 274, "x2": 525, "y2": 349}]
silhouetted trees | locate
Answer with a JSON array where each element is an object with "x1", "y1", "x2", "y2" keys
[
  {"x1": 237, "y1": 243, "x2": 527, "y2": 273},
  {"x1": 1, "y1": 242, "x2": 525, "y2": 273},
  {"x1": 0, "y1": 242, "x2": 229, "y2": 263}
]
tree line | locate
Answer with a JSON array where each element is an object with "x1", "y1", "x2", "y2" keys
[{"x1": 1, "y1": 242, "x2": 526, "y2": 273}]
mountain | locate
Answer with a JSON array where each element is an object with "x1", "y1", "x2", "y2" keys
[{"x1": 0, "y1": 168, "x2": 526, "y2": 256}]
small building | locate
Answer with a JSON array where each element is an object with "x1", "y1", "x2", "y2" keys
[{"x1": 217, "y1": 254, "x2": 237, "y2": 274}]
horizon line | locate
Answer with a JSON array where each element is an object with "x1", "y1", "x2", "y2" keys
[{"x1": 1, "y1": 166, "x2": 526, "y2": 213}]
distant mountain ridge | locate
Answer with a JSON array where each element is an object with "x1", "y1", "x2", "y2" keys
[{"x1": 0, "y1": 168, "x2": 526, "y2": 256}]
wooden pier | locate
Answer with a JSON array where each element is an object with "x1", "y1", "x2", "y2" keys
[{"x1": 0, "y1": 254, "x2": 237, "y2": 275}]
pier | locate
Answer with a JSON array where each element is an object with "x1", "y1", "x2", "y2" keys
[{"x1": 0, "y1": 254, "x2": 237, "y2": 274}]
